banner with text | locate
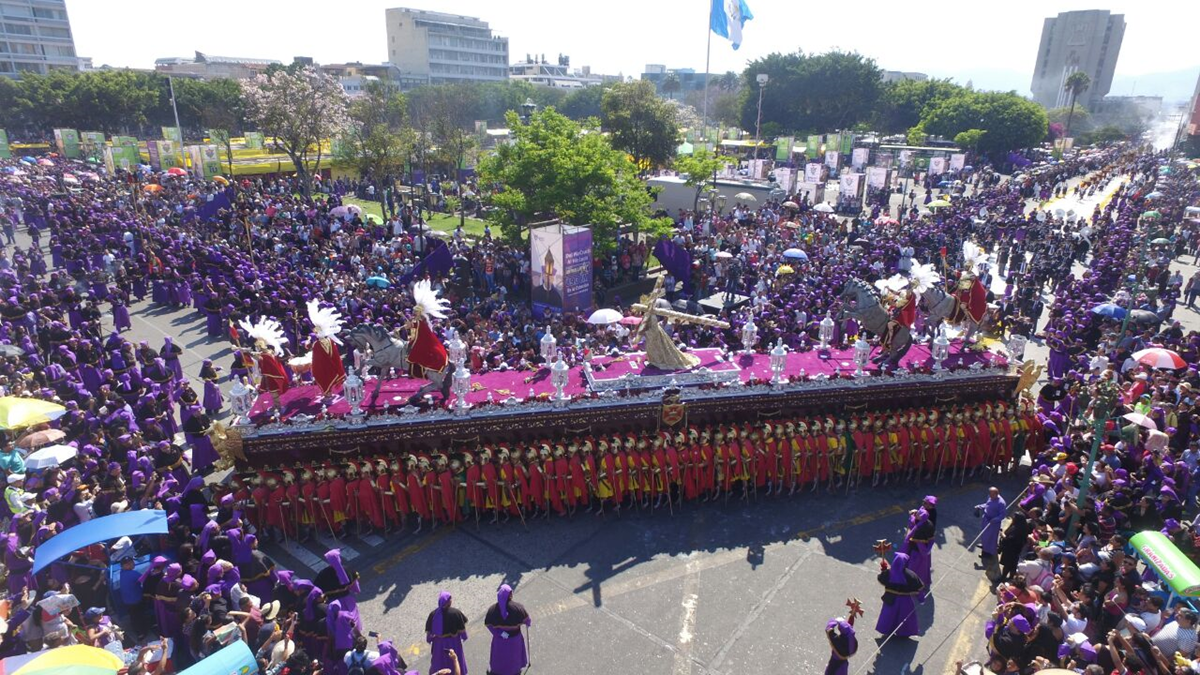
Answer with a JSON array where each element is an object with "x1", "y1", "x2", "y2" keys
[
  {"x1": 851, "y1": 147, "x2": 870, "y2": 171},
  {"x1": 54, "y1": 129, "x2": 80, "y2": 159},
  {"x1": 105, "y1": 144, "x2": 140, "y2": 173},
  {"x1": 806, "y1": 135, "x2": 821, "y2": 159},
  {"x1": 561, "y1": 225, "x2": 594, "y2": 315},
  {"x1": 775, "y1": 136, "x2": 794, "y2": 161},
  {"x1": 824, "y1": 150, "x2": 839, "y2": 170},
  {"x1": 774, "y1": 166, "x2": 795, "y2": 194},
  {"x1": 531, "y1": 225, "x2": 563, "y2": 319},
  {"x1": 148, "y1": 140, "x2": 183, "y2": 171},
  {"x1": 187, "y1": 144, "x2": 222, "y2": 179},
  {"x1": 949, "y1": 153, "x2": 967, "y2": 172},
  {"x1": 162, "y1": 127, "x2": 182, "y2": 143},
  {"x1": 839, "y1": 173, "x2": 862, "y2": 202},
  {"x1": 866, "y1": 167, "x2": 890, "y2": 190},
  {"x1": 839, "y1": 134, "x2": 855, "y2": 156},
  {"x1": 929, "y1": 156, "x2": 947, "y2": 175},
  {"x1": 80, "y1": 132, "x2": 105, "y2": 160},
  {"x1": 804, "y1": 163, "x2": 824, "y2": 184}
]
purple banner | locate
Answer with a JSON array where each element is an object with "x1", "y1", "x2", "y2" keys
[{"x1": 561, "y1": 226, "x2": 593, "y2": 314}]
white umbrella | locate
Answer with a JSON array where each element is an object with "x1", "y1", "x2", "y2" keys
[
  {"x1": 24, "y1": 444, "x2": 77, "y2": 470},
  {"x1": 586, "y1": 308, "x2": 624, "y2": 325},
  {"x1": 733, "y1": 192, "x2": 757, "y2": 202},
  {"x1": 813, "y1": 203, "x2": 834, "y2": 213},
  {"x1": 715, "y1": 251, "x2": 734, "y2": 259},
  {"x1": 1121, "y1": 413, "x2": 1157, "y2": 431}
]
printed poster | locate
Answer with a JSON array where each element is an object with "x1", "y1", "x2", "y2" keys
[
  {"x1": 949, "y1": 153, "x2": 967, "y2": 172},
  {"x1": 54, "y1": 129, "x2": 81, "y2": 159},
  {"x1": 187, "y1": 144, "x2": 222, "y2": 179},
  {"x1": 838, "y1": 173, "x2": 862, "y2": 201},
  {"x1": 105, "y1": 144, "x2": 140, "y2": 173},
  {"x1": 774, "y1": 167, "x2": 795, "y2": 194},
  {"x1": 162, "y1": 127, "x2": 182, "y2": 143},
  {"x1": 805, "y1": 135, "x2": 821, "y2": 159},
  {"x1": 851, "y1": 147, "x2": 870, "y2": 171},
  {"x1": 147, "y1": 140, "x2": 183, "y2": 171},
  {"x1": 898, "y1": 150, "x2": 914, "y2": 168},
  {"x1": 804, "y1": 163, "x2": 824, "y2": 184},
  {"x1": 775, "y1": 136, "x2": 794, "y2": 161},
  {"x1": 866, "y1": 167, "x2": 890, "y2": 190},
  {"x1": 824, "y1": 151, "x2": 839, "y2": 170},
  {"x1": 244, "y1": 132, "x2": 265, "y2": 150},
  {"x1": 929, "y1": 156, "x2": 947, "y2": 175}
]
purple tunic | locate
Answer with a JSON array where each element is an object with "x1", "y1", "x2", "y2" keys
[{"x1": 875, "y1": 553, "x2": 921, "y2": 638}]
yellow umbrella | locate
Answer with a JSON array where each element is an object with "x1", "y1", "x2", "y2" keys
[
  {"x1": 12, "y1": 645, "x2": 122, "y2": 675},
  {"x1": 0, "y1": 397, "x2": 66, "y2": 429},
  {"x1": 212, "y1": 175, "x2": 229, "y2": 185},
  {"x1": 776, "y1": 265, "x2": 795, "y2": 277},
  {"x1": 928, "y1": 199, "x2": 952, "y2": 208}
]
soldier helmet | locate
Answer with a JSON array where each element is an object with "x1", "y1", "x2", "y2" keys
[{"x1": 281, "y1": 469, "x2": 295, "y2": 483}]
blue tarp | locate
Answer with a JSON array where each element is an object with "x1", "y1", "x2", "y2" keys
[
  {"x1": 33, "y1": 509, "x2": 168, "y2": 574},
  {"x1": 176, "y1": 639, "x2": 256, "y2": 675}
]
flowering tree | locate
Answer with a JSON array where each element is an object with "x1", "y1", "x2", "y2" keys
[{"x1": 241, "y1": 66, "x2": 349, "y2": 194}]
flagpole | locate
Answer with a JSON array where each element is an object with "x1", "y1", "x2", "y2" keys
[{"x1": 702, "y1": 0, "x2": 712, "y2": 143}]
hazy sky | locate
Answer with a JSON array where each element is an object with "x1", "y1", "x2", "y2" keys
[{"x1": 68, "y1": 0, "x2": 1199, "y2": 96}]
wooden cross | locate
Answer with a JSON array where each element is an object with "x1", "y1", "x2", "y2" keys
[{"x1": 845, "y1": 598, "x2": 864, "y2": 626}]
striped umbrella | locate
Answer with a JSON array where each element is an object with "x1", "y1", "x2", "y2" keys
[{"x1": 1132, "y1": 348, "x2": 1186, "y2": 370}]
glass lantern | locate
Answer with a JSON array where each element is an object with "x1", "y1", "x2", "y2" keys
[
  {"x1": 769, "y1": 339, "x2": 788, "y2": 385},
  {"x1": 819, "y1": 312, "x2": 835, "y2": 350},
  {"x1": 551, "y1": 355, "x2": 570, "y2": 406},
  {"x1": 453, "y1": 361, "x2": 472, "y2": 415},
  {"x1": 229, "y1": 376, "x2": 255, "y2": 428},
  {"x1": 446, "y1": 327, "x2": 466, "y2": 366},
  {"x1": 344, "y1": 368, "x2": 365, "y2": 420},
  {"x1": 540, "y1": 326, "x2": 557, "y2": 362},
  {"x1": 741, "y1": 315, "x2": 758, "y2": 354},
  {"x1": 853, "y1": 338, "x2": 871, "y2": 377},
  {"x1": 1007, "y1": 334, "x2": 1027, "y2": 362},
  {"x1": 932, "y1": 326, "x2": 950, "y2": 370}
]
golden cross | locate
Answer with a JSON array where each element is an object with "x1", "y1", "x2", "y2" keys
[
  {"x1": 845, "y1": 598, "x2": 864, "y2": 625},
  {"x1": 873, "y1": 539, "x2": 893, "y2": 559}
]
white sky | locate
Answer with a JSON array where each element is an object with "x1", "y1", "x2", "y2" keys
[{"x1": 68, "y1": 0, "x2": 1199, "y2": 96}]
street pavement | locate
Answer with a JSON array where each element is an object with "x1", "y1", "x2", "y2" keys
[{"x1": 36, "y1": 166, "x2": 1194, "y2": 674}]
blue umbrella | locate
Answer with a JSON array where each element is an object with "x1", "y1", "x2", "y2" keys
[
  {"x1": 21, "y1": 156, "x2": 35, "y2": 163},
  {"x1": 782, "y1": 248, "x2": 808, "y2": 261},
  {"x1": 1146, "y1": 191, "x2": 1164, "y2": 199},
  {"x1": 365, "y1": 276, "x2": 390, "y2": 289},
  {"x1": 1091, "y1": 303, "x2": 1126, "y2": 320}
]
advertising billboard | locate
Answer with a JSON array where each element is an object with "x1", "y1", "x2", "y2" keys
[
  {"x1": 54, "y1": 129, "x2": 81, "y2": 159},
  {"x1": 531, "y1": 223, "x2": 593, "y2": 318}
]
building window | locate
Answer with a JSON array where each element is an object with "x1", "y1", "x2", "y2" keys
[
  {"x1": 0, "y1": 4, "x2": 31, "y2": 18},
  {"x1": 31, "y1": 7, "x2": 62, "y2": 20},
  {"x1": 3, "y1": 22, "x2": 32, "y2": 35},
  {"x1": 38, "y1": 26, "x2": 69, "y2": 39}
]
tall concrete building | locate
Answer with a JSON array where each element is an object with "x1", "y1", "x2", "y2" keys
[
  {"x1": 0, "y1": 0, "x2": 78, "y2": 77},
  {"x1": 385, "y1": 7, "x2": 508, "y2": 84},
  {"x1": 1031, "y1": 10, "x2": 1125, "y2": 110}
]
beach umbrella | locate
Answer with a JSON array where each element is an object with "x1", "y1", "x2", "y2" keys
[
  {"x1": 24, "y1": 444, "x2": 77, "y2": 470},
  {"x1": 1133, "y1": 347, "x2": 1186, "y2": 370},
  {"x1": 1146, "y1": 191, "x2": 1164, "y2": 199},
  {"x1": 330, "y1": 205, "x2": 350, "y2": 217},
  {"x1": 782, "y1": 248, "x2": 808, "y2": 261},
  {"x1": 928, "y1": 200, "x2": 951, "y2": 208},
  {"x1": 364, "y1": 276, "x2": 390, "y2": 289},
  {"x1": 813, "y1": 203, "x2": 834, "y2": 213},
  {"x1": 1185, "y1": 206, "x2": 1200, "y2": 215},
  {"x1": 0, "y1": 344, "x2": 24, "y2": 357},
  {"x1": 779, "y1": 220, "x2": 800, "y2": 229},
  {"x1": 874, "y1": 216, "x2": 898, "y2": 226},
  {"x1": 345, "y1": 204, "x2": 363, "y2": 215},
  {"x1": 0, "y1": 397, "x2": 66, "y2": 430},
  {"x1": 587, "y1": 308, "x2": 623, "y2": 325},
  {"x1": 619, "y1": 316, "x2": 643, "y2": 326},
  {"x1": 61, "y1": 173, "x2": 79, "y2": 184},
  {"x1": 715, "y1": 251, "x2": 734, "y2": 259},
  {"x1": 20, "y1": 156, "x2": 35, "y2": 163},
  {"x1": 212, "y1": 175, "x2": 229, "y2": 185},
  {"x1": 15, "y1": 428, "x2": 66, "y2": 449},
  {"x1": 733, "y1": 192, "x2": 756, "y2": 202},
  {"x1": 1121, "y1": 412, "x2": 1157, "y2": 431},
  {"x1": 166, "y1": 167, "x2": 188, "y2": 177},
  {"x1": 782, "y1": 201, "x2": 799, "y2": 209},
  {"x1": 775, "y1": 265, "x2": 794, "y2": 277},
  {"x1": 1090, "y1": 303, "x2": 1126, "y2": 320},
  {"x1": 11, "y1": 644, "x2": 122, "y2": 675}
]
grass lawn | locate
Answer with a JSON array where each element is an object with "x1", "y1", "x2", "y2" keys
[{"x1": 342, "y1": 197, "x2": 490, "y2": 240}]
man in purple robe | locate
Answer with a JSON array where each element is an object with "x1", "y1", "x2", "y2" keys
[
  {"x1": 484, "y1": 584, "x2": 530, "y2": 675},
  {"x1": 976, "y1": 486, "x2": 1007, "y2": 564},
  {"x1": 824, "y1": 617, "x2": 857, "y2": 675},
  {"x1": 425, "y1": 591, "x2": 468, "y2": 675},
  {"x1": 875, "y1": 552, "x2": 922, "y2": 638}
]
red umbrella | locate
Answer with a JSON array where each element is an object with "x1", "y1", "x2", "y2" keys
[
  {"x1": 166, "y1": 167, "x2": 188, "y2": 177},
  {"x1": 1132, "y1": 348, "x2": 1186, "y2": 370}
]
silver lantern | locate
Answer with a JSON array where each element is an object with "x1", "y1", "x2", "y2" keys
[{"x1": 769, "y1": 339, "x2": 788, "y2": 385}]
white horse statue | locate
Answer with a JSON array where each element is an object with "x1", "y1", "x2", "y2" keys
[{"x1": 345, "y1": 324, "x2": 455, "y2": 405}]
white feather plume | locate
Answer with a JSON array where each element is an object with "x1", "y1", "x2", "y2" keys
[
  {"x1": 874, "y1": 274, "x2": 909, "y2": 295},
  {"x1": 238, "y1": 316, "x2": 287, "y2": 356},
  {"x1": 412, "y1": 279, "x2": 450, "y2": 321},
  {"x1": 909, "y1": 262, "x2": 941, "y2": 294},
  {"x1": 306, "y1": 299, "x2": 344, "y2": 342},
  {"x1": 961, "y1": 240, "x2": 987, "y2": 270}
]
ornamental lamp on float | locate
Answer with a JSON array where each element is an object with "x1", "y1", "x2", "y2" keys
[
  {"x1": 853, "y1": 338, "x2": 870, "y2": 377},
  {"x1": 452, "y1": 361, "x2": 472, "y2": 416},
  {"x1": 1007, "y1": 334, "x2": 1028, "y2": 362},
  {"x1": 446, "y1": 327, "x2": 466, "y2": 366},
  {"x1": 343, "y1": 368, "x2": 365, "y2": 421},
  {"x1": 769, "y1": 339, "x2": 788, "y2": 385},
  {"x1": 551, "y1": 355, "x2": 570, "y2": 406},
  {"x1": 741, "y1": 314, "x2": 759, "y2": 355},
  {"x1": 229, "y1": 376, "x2": 255, "y2": 428},
  {"x1": 540, "y1": 326, "x2": 557, "y2": 362},
  {"x1": 932, "y1": 325, "x2": 950, "y2": 370},
  {"x1": 819, "y1": 312, "x2": 835, "y2": 350}
]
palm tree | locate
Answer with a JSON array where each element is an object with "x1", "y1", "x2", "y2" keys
[
  {"x1": 662, "y1": 72, "x2": 682, "y2": 101},
  {"x1": 719, "y1": 71, "x2": 738, "y2": 92},
  {"x1": 1062, "y1": 71, "x2": 1091, "y2": 145}
]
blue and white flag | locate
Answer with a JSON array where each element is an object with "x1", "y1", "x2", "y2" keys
[{"x1": 710, "y1": 0, "x2": 753, "y2": 50}]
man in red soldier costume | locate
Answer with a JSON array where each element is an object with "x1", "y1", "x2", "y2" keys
[{"x1": 306, "y1": 300, "x2": 346, "y2": 400}]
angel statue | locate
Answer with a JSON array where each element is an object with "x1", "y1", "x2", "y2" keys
[
  {"x1": 306, "y1": 300, "x2": 346, "y2": 401},
  {"x1": 237, "y1": 316, "x2": 289, "y2": 413}
]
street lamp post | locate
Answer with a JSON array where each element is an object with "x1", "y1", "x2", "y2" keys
[{"x1": 754, "y1": 74, "x2": 769, "y2": 160}]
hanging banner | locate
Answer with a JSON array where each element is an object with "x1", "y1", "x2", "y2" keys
[
  {"x1": 929, "y1": 156, "x2": 947, "y2": 175},
  {"x1": 806, "y1": 135, "x2": 821, "y2": 159},
  {"x1": 561, "y1": 225, "x2": 594, "y2": 315},
  {"x1": 187, "y1": 144, "x2": 222, "y2": 179},
  {"x1": 824, "y1": 151, "x2": 839, "y2": 170},
  {"x1": 53, "y1": 129, "x2": 81, "y2": 159},
  {"x1": 774, "y1": 166, "x2": 795, "y2": 194},
  {"x1": 0, "y1": 130, "x2": 9, "y2": 159},
  {"x1": 825, "y1": 133, "x2": 840, "y2": 157},
  {"x1": 949, "y1": 153, "x2": 967, "y2": 172},
  {"x1": 162, "y1": 127, "x2": 182, "y2": 143},
  {"x1": 877, "y1": 152, "x2": 894, "y2": 169},
  {"x1": 531, "y1": 224, "x2": 563, "y2": 319},
  {"x1": 775, "y1": 136, "x2": 794, "y2": 161},
  {"x1": 244, "y1": 132, "x2": 265, "y2": 150},
  {"x1": 147, "y1": 140, "x2": 183, "y2": 171},
  {"x1": 839, "y1": 134, "x2": 855, "y2": 156},
  {"x1": 804, "y1": 163, "x2": 824, "y2": 184},
  {"x1": 851, "y1": 147, "x2": 870, "y2": 171},
  {"x1": 105, "y1": 144, "x2": 140, "y2": 173},
  {"x1": 898, "y1": 150, "x2": 914, "y2": 168},
  {"x1": 866, "y1": 167, "x2": 890, "y2": 190},
  {"x1": 838, "y1": 173, "x2": 862, "y2": 202}
]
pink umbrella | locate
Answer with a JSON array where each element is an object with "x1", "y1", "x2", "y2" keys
[
  {"x1": 1121, "y1": 412, "x2": 1157, "y2": 431},
  {"x1": 619, "y1": 316, "x2": 642, "y2": 326},
  {"x1": 166, "y1": 167, "x2": 188, "y2": 177},
  {"x1": 36, "y1": 158, "x2": 53, "y2": 167},
  {"x1": 1132, "y1": 348, "x2": 1186, "y2": 370}
]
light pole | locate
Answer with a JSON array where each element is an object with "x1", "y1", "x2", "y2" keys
[
  {"x1": 168, "y1": 76, "x2": 183, "y2": 141},
  {"x1": 754, "y1": 73, "x2": 769, "y2": 160}
]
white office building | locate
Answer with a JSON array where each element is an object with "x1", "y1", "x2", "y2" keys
[
  {"x1": 0, "y1": 0, "x2": 77, "y2": 77},
  {"x1": 385, "y1": 7, "x2": 508, "y2": 84}
]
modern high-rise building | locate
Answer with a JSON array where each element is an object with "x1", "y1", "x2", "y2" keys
[
  {"x1": 1030, "y1": 10, "x2": 1125, "y2": 110},
  {"x1": 0, "y1": 0, "x2": 78, "y2": 77},
  {"x1": 385, "y1": 7, "x2": 508, "y2": 84}
]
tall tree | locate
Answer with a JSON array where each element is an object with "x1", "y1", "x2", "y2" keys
[
  {"x1": 558, "y1": 84, "x2": 610, "y2": 121},
  {"x1": 601, "y1": 79, "x2": 680, "y2": 169},
  {"x1": 920, "y1": 91, "x2": 1048, "y2": 155},
  {"x1": 874, "y1": 78, "x2": 966, "y2": 134},
  {"x1": 740, "y1": 50, "x2": 883, "y2": 134},
  {"x1": 241, "y1": 66, "x2": 349, "y2": 194},
  {"x1": 477, "y1": 108, "x2": 670, "y2": 252},
  {"x1": 1062, "y1": 71, "x2": 1091, "y2": 144},
  {"x1": 661, "y1": 72, "x2": 682, "y2": 101},
  {"x1": 674, "y1": 148, "x2": 727, "y2": 212},
  {"x1": 339, "y1": 80, "x2": 414, "y2": 190}
]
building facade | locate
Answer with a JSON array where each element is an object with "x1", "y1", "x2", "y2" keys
[
  {"x1": 154, "y1": 52, "x2": 281, "y2": 80},
  {"x1": 641, "y1": 65, "x2": 719, "y2": 96},
  {"x1": 0, "y1": 0, "x2": 77, "y2": 77},
  {"x1": 1030, "y1": 10, "x2": 1125, "y2": 110},
  {"x1": 385, "y1": 7, "x2": 508, "y2": 84},
  {"x1": 509, "y1": 55, "x2": 614, "y2": 89}
]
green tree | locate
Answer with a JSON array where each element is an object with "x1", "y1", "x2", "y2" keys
[
  {"x1": 1061, "y1": 71, "x2": 1091, "y2": 143},
  {"x1": 953, "y1": 128, "x2": 986, "y2": 152},
  {"x1": 558, "y1": 84, "x2": 610, "y2": 120},
  {"x1": 740, "y1": 50, "x2": 883, "y2": 133},
  {"x1": 601, "y1": 79, "x2": 680, "y2": 169},
  {"x1": 718, "y1": 71, "x2": 739, "y2": 92},
  {"x1": 172, "y1": 78, "x2": 246, "y2": 137},
  {"x1": 875, "y1": 78, "x2": 967, "y2": 134},
  {"x1": 920, "y1": 91, "x2": 1047, "y2": 155},
  {"x1": 674, "y1": 148, "x2": 726, "y2": 212},
  {"x1": 661, "y1": 72, "x2": 682, "y2": 101},
  {"x1": 339, "y1": 81, "x2": 415, "y2": 189},
  {"x1": 1046, "y1": 105, "x2": 1093, "y2": 136},
  {"x1": 477, "y1": 108, "x2": 671, "y2": 252}
]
